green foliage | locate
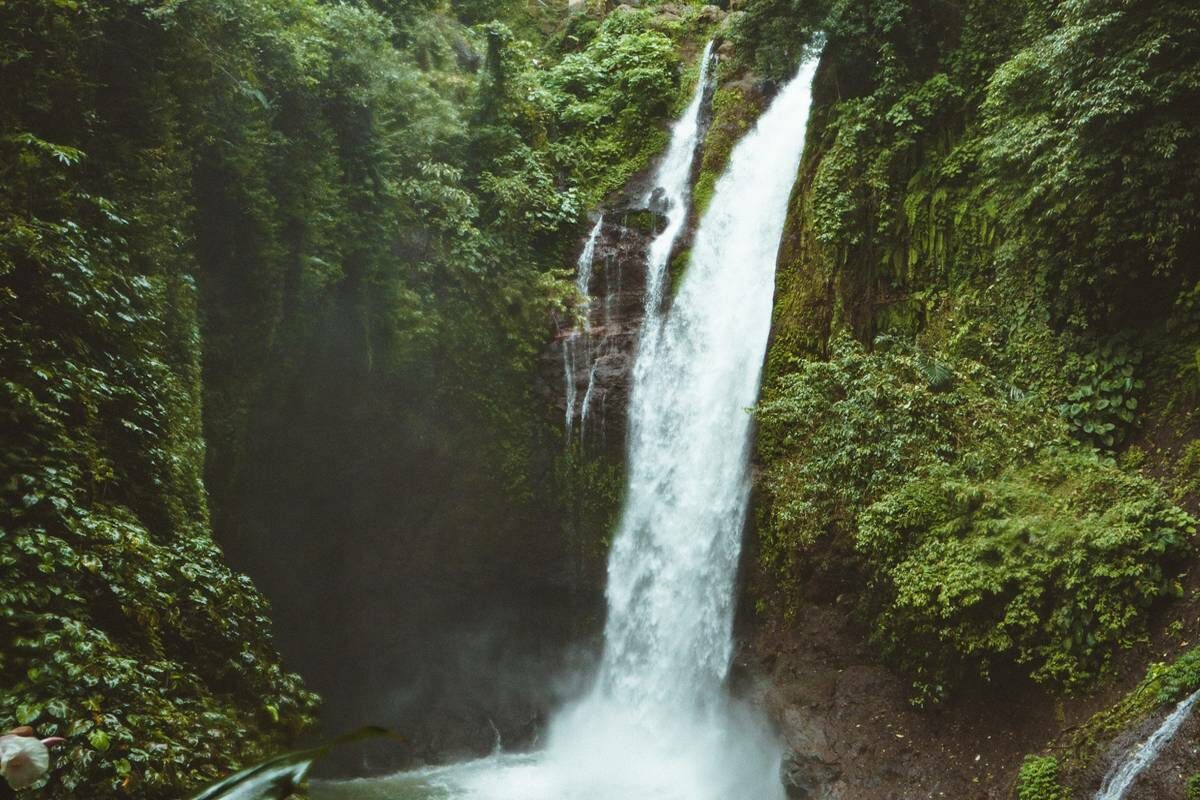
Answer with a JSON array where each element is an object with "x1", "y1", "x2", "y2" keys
[
  {"x1": 1173, "y1": 440, "x2": 1200, "y2": 503},
  {"x1": 861, "y1": 454, "x2": 1192, "y2": 700},
  {"x1": 1, "y1": 0, "x2": 709, "y2": 791},
  {"x1": 765, "y1": 0, "x2": 1200, "y2": 358},
  {"x1": 469, "y1": 8, "x2": 696, "y2": 232},
  {"x1": 980, "y1": 0, "x2": 1200, "y2": 325},
  {"x1": 757, "y1": 335, "x2": 1194, "y2": 699},
  {"x1": 752, "y1": 0, "x2": 1200, "y2": 712},
  {"x1": 757, "y1": 335, "x2": 1061, "y2": 556},
  {"x1": 540, "y1": 10, "x2": 682, "y2": 204},
  {"x1": 553, "y1": 444, "x2": 627, "y2": 570},
  {"x1": 1187, "y1": 773, "x2": 1200, "y2": 800},
  {"x1": 1154, "y1": 646, "x2": 1200, "y2": 705},
  {"x1": 729, "y1": 0, "x2": 826, "y2": 81},
  {"x1": 0, "y1": 139, "x2": 318, "y2": 796},
  {"x1": 668, "y1": 246, "x2": 691, "y2": 296},
  {"x1": 1016, "y1": 755, "x2": 1068, "y2": 800},
  {"x1": 693, "y1": 83, "x2": 765, "y2": 216},
  {"x1": 1059, "y1": 340, "x2": 1144, "y2": 450}
]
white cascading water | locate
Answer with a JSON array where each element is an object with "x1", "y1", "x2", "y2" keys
[
  {"x1": 563, "y1": 215, "x2": 605, "y2": 440},
  {"x1": 1093, "y1": 689, "x2": 1200, "y2": 800},
  {"x1": 642, "y1": 40, "x2": 714, "y2": 315},
  {"x1": 579, "y1": 357, "x2": 601, "y2": 438},
  {"x1": 562, "y1": 339, "x2": 578, "y2": 439},
  {"x1": 575, "y1": 215, "x2": 605, "y2": 309},
  {"x1": 316, "y1": 49, "x2": 820, "y2": 800}
]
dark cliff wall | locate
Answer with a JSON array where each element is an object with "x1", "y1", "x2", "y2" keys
[{"x1": 198, "y1": 1, "x2": 728, "y2": 767}]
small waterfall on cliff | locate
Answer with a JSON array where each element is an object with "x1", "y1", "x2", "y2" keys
[
  {"x1": 570, "y1": 40, "x2": 712, "y2": 447},
  {"x1": 563, "y1": 216, "x2": 604, "y2": 440},
  {"x1": 1094, "y1": 689, "x2": 1200, "y2": 800},
  {"x1": 577, "y1": 42, "x2": 714, "y2": 444},
  {"x1": 562, "y1": 339, "x2": 578, "y2": 439},
  {"x1": 575, "y1": 215, "x2": 604, "y2": 308},
  {"x1": 579, "y1": 358, "x2": 601, "y2": 438}
]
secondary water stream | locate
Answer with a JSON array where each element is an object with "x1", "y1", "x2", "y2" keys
[
  {"x1": 1093, "y1": 689, "x2": 1200, "y2": 800},
  {"x1": 562, "y1": 215, "x2": 604, "y2": 440},
  {"x1": 317, "y1": 50, "x2": 820, "y2": 800},
  {"x1": 568, "y1": 40, "x2": 714, "y2": 444}
]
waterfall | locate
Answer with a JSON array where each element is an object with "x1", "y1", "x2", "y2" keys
[
  {"x1": 1094, "y1": 689, "x2": 1200, "y2": 800},
  {"x1": 562, "y1": 338, "x2": 578, "y2": 439},
  {"x1": 544, "y1": 52, "x2": 821, "y2": 799},
  {"x1": 333, "y1": 47, "x2": 821, "y2": 800},
  {"x1": 595, "y1": 51, "x2": 818, "y2": 716},
  {"x1": 579, "y1": 358, "x2": 601, "y2": 440},
  {"x1": 575, "y1": 215, "x2": 605, "y2": 313}
]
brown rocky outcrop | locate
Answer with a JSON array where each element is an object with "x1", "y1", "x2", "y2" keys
[
  {"x1": 540, "y1": 207, "x2": 666, "y2": 453},
  {"x1": 539, "y1": 33, "x2": 724, "y2": 453}
]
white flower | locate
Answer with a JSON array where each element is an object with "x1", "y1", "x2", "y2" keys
[{"x1": 0, "y1": 735, "x2": 50, "y2": 790}]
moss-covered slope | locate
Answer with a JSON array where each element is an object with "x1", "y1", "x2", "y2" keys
[
  {"x1": 0, "y1": 4, "x2": 320, "y2": 795},
  {"x1": 743, "y1": 0, "x2": 1200, "y2": 793},
  {"x1": 754, "y1": 0, "x2": 1200, "y2": 696}
]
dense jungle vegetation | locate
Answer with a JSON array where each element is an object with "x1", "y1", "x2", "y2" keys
[
  {"x1": 2, "y1": 0, "x2": 1199, "y2": 796},
  {"x1": 746, "y1": 0, "x2": 1200, "y2": 788},
  {"x1": 0, "y1": 0, "x2": 716, "y2": 795}
]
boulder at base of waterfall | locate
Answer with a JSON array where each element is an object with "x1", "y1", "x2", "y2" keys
[{"x1": 782, "y1": 752, "x2": 841, "y2": 800}]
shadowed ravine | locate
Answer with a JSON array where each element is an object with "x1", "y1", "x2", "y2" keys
[{"x1": 313, "y1": 54, "x2": 820, "y2": 800}]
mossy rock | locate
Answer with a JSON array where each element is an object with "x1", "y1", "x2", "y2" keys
[
  {"x1": 668, "y1": 246, "x2": 692, "y2": 296},
  {"x1": 692, "y1": 80, "x2": 766, "y2": 215},
  {"x1": 621, "y1": 208, "x2": 665, "y2": 234}
]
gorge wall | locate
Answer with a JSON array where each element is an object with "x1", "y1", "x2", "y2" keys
[
  {"x1": 740, "y1": 1, "x2": 1200, "y2": 798},
  {"x1": 202, "y1": 0, "x2": 728, "y2": 773},
  {"x1": 1, "y1": 0, "x2": 721, "y2": 793}
]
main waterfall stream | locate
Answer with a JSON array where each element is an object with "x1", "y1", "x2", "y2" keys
[{"x1": 317, "y1": 52, "x2": 820, "y2": 800}]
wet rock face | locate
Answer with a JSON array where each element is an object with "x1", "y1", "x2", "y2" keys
[
  {"x1": 738, "y1": 601, "x2": 1073, "y2": 800},
  {"x1": 541, "y1": 207, "x2": 666, "y2": 452},
  {"x1": 779, "y1": 706, "x2": 842, "y2": 799},
  {"x1": 783, "y1": 753, "x2": 842, "y2": 800}
]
